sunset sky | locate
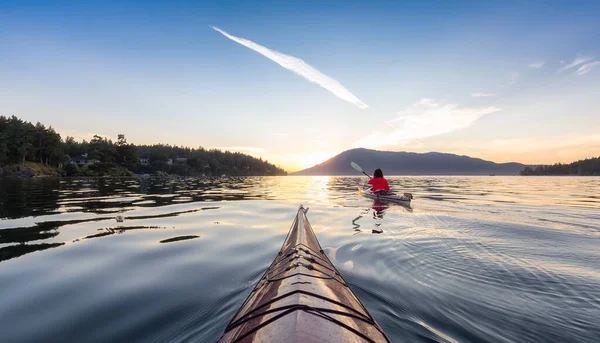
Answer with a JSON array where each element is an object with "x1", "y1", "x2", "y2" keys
[{"x1": 2, "y1": 1, "x2": 600, "y2": 171}]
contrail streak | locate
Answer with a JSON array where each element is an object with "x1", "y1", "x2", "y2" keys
[{"x1": 212, "y1": 26, "x2": 368, "y2": 109}]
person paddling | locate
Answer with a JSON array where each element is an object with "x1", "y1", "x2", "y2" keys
[{"x1": 368, "y1": 168, "x2": 390, "y2": 194}]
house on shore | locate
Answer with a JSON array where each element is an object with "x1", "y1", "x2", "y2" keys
[{"x1": 70, "y1": 153, "x2": 99, "y2": 167}]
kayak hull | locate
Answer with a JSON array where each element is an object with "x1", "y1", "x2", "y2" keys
[
  {"x1": 218, "y1": 206, "x2": 389, "y2": 343},
  {"x1": 359, "y1": 188, "x2": 412, "y2": 206}
]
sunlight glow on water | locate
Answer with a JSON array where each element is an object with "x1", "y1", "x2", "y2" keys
[{"x1": 0, "y1": 176, "x2": 599, "y2": 342}]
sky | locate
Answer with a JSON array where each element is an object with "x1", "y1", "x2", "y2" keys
[{"x1": 1, "y1": 0, "x2": 600, "y2": 171}]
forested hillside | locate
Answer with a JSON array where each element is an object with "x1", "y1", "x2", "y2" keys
[
  {"x1": 0, "y1": 115, "x2": 286, "y2": 177},
  {"x1": 521, "y1": 157, "x2": 600, "y2": 176}
]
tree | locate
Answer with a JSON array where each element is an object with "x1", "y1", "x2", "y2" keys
[
  {"x1": 18, "y1": 142, "x2": 32, "y2": 166},
  {"x1": 63, "y1": 162, "x2": 80, "y2": 176},
  {"x1": 88, "y1": 135, "x2": 115, "y2": 163},
  {"x1": 0, "y1": 132, "x2": 8, "y2": 166},
  {"x1": 115, "y1": 134, "x2": 138, "y2": 167},
  {"x1": 44, "y1": 127, "x2": 63, "y2": 166}
]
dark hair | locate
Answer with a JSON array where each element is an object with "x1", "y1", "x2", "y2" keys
[{"x1": 373, "y1": 168, "x2": 384, "y2": 178}]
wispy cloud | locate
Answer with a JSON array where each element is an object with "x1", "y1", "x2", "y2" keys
[
  {"x1": 558, "y1": 55, "x2": 594, "y2": 72},
  {"x1": 211, "y1": 26, "x2": 368, "y2": 109},
  {"x1": 528, "y1": 61, "x2": 544, "y2": 68},
  {"x1": 216, "y1": 146, "x2": 266, "y2": 153},
  {"x1": 272, "y1": 133, "x2": 289, "y2": 137},
  {"x1": 576, "y1": 61, "x2": 600, "y2": 75},
  {"x1": 472, "y1": 92, "x2": 496, "y2": 97},
  {"x1": 356, "y1": 98, "x2": 501, "y2": 148},
  {"x1": 505, "y1": 72, "x2": 519, "y2": 87}
]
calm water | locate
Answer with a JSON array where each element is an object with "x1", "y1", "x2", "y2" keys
[{"x1": 1, "y1": 176, "x2": 599, "y2": 342}]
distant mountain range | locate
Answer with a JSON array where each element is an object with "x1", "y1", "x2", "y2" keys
[{"x1": 292, "y1": 148, "x2": 526, "y2": 176}]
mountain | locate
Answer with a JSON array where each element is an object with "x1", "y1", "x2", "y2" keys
[{"x1": 292, "y1": 148, "x2": 525, "y2": 176}]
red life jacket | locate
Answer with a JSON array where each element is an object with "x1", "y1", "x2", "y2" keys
[{"x1": 368, "y1": 177, "x2": 390, "y2": 191}]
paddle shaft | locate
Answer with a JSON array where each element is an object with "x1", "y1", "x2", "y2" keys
[{"x1": 350, "y1": 162, "x2": 372, "y2": 179}]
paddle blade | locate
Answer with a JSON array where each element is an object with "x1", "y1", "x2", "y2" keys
[{"x1": 350, "y1": 162, "x2": 363, "y2": 173}]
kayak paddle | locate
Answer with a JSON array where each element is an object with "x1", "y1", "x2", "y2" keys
[{"x1": 350, "y1": 162, "x2": 371, "y2": 178}]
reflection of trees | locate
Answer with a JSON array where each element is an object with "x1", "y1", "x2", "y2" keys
[
  {"x1": 0, "y1": 178, "x2": 60, "y2": 219},
  {"x1": 57, "y1": 177, "x2": 271, "y2": 214},
  {"x1": 73, "y1": 225, "x2": 166, "y2": 242},
  {"x1": 160, "y1": 235, "x2": 200, "y2": 243},
  {"x1": 0, "y1": 243, "x2": 64, "y2": 262},
  {"x1": 0, "y1": 176, "x2": 275, "y2": 263},
  {"x1": 0, "y1": 225, "x2": 59, "y2": 244}
]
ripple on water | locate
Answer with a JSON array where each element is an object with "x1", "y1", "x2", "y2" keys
[{"x1": 0, "y1": 176, "x2": 599, "y2": 342}]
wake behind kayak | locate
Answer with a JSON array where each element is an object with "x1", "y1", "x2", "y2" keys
[{"x1": 218, "y1": 206, "x2": 390, "y2": 342}]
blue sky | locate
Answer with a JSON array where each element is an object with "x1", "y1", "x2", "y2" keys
[{"x1": 2, "y1": 1, "x2": 600, "y2": 171}]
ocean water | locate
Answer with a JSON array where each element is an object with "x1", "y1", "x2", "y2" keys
[{"x1": 0, "y1": 176, "x2": 599, "y2": 342}]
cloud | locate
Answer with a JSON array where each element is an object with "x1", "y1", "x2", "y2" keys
[
  {"x1": 528, "y1": 62, "x2": 544, "y2": 68},
  {"x1": 272, "y1": 133, "x2": 289, "y2": 137},
  {"x1": 216, "y1": 146, "x2": 266, "y2": 153},
  {"x1": 356, "y1": 98, "x2": 501, "y2": 148},
  {"x1": 576, "y1": 61, "x2": 600, "y2": 75},
  {"x1": 472, "y1": 92, "x2": 496, "y2": 97},
  {"x1": 558, "y1": 55, "x2": 594, "y2": 72},
  {"x1": 506, "y1": 72, "x2": 519, "y2": 86},
  {"x1": 211, "y1": 26, "x2": 368, "y2": 109}
]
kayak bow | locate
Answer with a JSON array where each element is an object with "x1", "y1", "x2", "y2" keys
[{"x1": 218, "y1": 206, "x2": 390, "y2": 343}]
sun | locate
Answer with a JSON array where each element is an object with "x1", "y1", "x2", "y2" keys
[{"x1": 273, "y1": 152, "x2": 337, "y2": 173}]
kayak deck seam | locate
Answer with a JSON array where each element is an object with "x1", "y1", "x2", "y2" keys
[
  {"x1": 267, "y1": 251, "x2": 337, "y2": 276},
  {"x1": 228, "y1": 288, "x2": 371, "y2": 328},
  {"x1": 225, "y1": 303, "x2": 387, "y2": 343}
]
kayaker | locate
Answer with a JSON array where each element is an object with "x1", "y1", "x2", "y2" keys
[{"x1": 368, "y1": 168, "x2": 390, "y2": 193}]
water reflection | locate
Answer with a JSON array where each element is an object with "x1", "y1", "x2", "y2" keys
[
  {"x1": 0, "y1": 242, "x2": 64, "y2": 262},
  {"x1": 1, "y1": 176, "x2": 599, "y2": 263},
  {"x1": 73, "y1": 225, "x2": 167, "y2": 242},
  {"x1": 0, "y1": 178, "x2": 60, "y2": 219},
  {"x1": 372, "y1": 200, "x2": 389, "y2": 219},
  {"x1": 0, "y1": 176, "x2": 599, "y2": 342},
  {"x1": 0, "y1": 177, "x2": 226, "y2": 261},
  {"x1": 160, "y1": 235, "x2": 200, "y2": 244},
  {"x1": 350, "y1": 201, "x2": 390, "y2": 234}
]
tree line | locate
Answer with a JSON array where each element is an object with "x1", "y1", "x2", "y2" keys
[
  {"x1": 521, "y1": 156, "x2": 600, "y2": 176},
  {"x1": 0, "y1": 115, "x2": 287, "y2": 177},
  {"x1": 0, "y1": 116, "x2": 63, "y2": 167}
]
